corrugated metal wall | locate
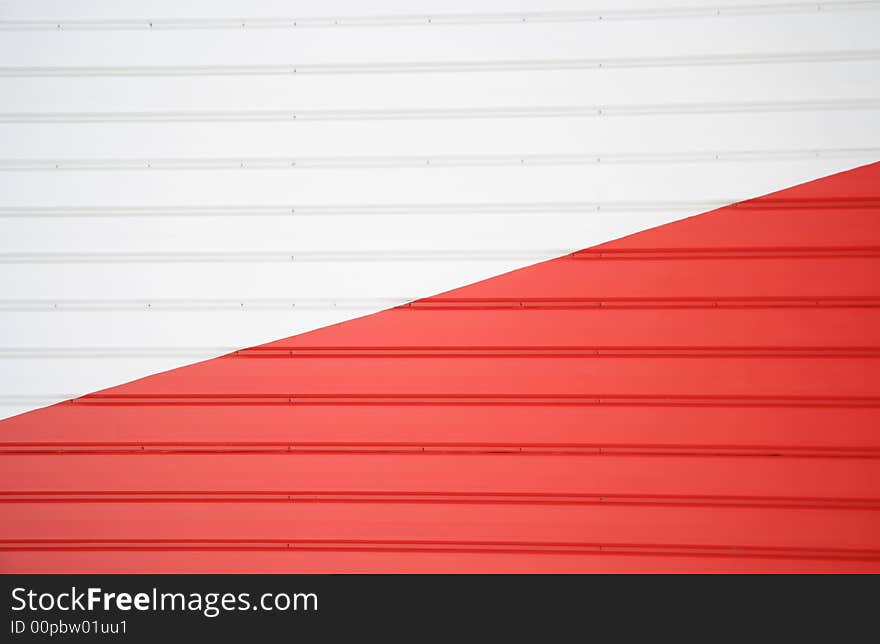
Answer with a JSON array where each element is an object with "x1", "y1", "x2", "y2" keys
[
  {"x1": 2, "y1": 163, "x2": 880, "y2": 572},
  {"x1": 1, "y1": 1, "x2": 879, "y2": 572}
]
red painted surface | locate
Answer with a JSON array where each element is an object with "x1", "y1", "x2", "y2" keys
[{"x1": 2, "y1": 162, "x2": 879, "y2": 573}]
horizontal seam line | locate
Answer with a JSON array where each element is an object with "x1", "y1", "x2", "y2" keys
[
  {"x1": 1, "y1": 148, "x2": 875, "y2": 171},
  {"x1": 1, "y1": 491, "x2": 877, "y2": 510},
  {"x1": 2, "y1": 540, "x2": 878, "y2": 560},
  {"x1": 1, "y1": 395, "x2": 877, "y2": 408},
  {"x1": 2, "y1": 249, "x2": 880, "y2": 263},
  {"x1": 1, "y1": 2, "x2": 876, "y2": 30},
  {"x1": 1, "y1": 198, "x2": 876, "y2": 217},
  {"x1": 1, "y1": 446, "x2": 877, "y2": 458},
  {"x1": 4, "y1": 346, "x2": 880, "y2": 358},
  {"x1": 1, "y1": 99, "x2": 877, "y2": 122},
  {"x1": 3, "y1": 297, "x2": 880, "y2": 308},
  {"x1": 3, "y1": 50, "x2": 878, "y2": 75}
]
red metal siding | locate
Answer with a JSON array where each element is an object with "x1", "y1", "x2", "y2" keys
[{"x1": 2, "y1": 162, "x2": 879, "y2": 573}]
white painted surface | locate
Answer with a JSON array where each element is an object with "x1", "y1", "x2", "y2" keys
[{"x1": 1, "y1": 0, "x2": 878, "y2": 419}]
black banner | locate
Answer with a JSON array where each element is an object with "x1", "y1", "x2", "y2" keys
[{"x1": 2, "y1": 574, "x2": 872, "y2": 641}]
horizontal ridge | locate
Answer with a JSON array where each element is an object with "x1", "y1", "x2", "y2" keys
[
  {"x1": 0, "y1": 442, "x2": 877, "y2": 458},
  {"x1": 2, "y1": 247, "x2": 880, "y2": 264},
  {"x1": 15, "y1": 393, "x2": 879, "y2": 408},
  {"x1": 2, "y1": 539, "x2": 878, "y2": 561},
  {"x1": 3, "y1": 346, "x2": 879, "y2": 359},
  {"x1": 1, "y1": 2, "x2": 875, "y2": 31},
  {"x1": 1, "y1": 198, "x2": 875, "y2": 218},
  {"x1": 2, "y1": 99, "x2": 877, "y2": 123},
  {"x1": 2, "y1": 296, "x2": 880, "y2": 312},
  {"x1": 2, "y1": 490, "x2": 878, "y2": 509},
  {"x1": 1, "y1": 148, "x2": 874, "y2": 172},
  {"x1": 3, "y1": 49, "x2": 878, "y2": 76}
]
